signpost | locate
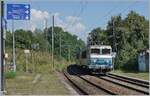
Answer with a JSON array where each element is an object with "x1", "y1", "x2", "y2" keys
[
  {"x1": 0, "y1": 1, "x2": 4, "y2": 95},
  {"x1": 7, "y1": 4, "x2": 30, "y2": 20},
  {"x1": 24, "y1": 50, "x2": 30, "y2": 73},
  {"x1": 6, "y1": 4, "x2": 30, "y2": 72}
]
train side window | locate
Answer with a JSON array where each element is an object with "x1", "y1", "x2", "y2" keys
[{"x1": 81, "y1": 51, "x2": 86, "y2": 58}]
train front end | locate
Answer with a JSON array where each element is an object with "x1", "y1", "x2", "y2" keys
[{"x1": 87, "y1": 45, "x2": 113, "y2": 73}]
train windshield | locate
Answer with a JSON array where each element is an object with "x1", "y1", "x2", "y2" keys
[
  {"x1": 91, "y1": 49, "x2": 100, "y2": 54},
  {"x1": 102, "y1": 49, "x2": 111, "y2": 54}
]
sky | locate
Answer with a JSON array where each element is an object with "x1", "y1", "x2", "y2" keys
[{"x1": 4, "y1": 0, "x2": 149, "y2": 42}]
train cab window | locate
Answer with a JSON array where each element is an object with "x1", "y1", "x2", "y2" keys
[
  {"x1": 91, "y1": 49, "x2": 100, "y2": 54},
  {"x1": 102, "y1": 49, "x2": 110, "y2": 54},
  {"x1": 81, "y1": 51, "x2": 86, "y2": 58}
]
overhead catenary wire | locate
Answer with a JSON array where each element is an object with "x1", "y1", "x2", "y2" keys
[
  {"x1": 87, "y1": 0, "x2": 139, "y2": 45},
  {"x1": 64, "y1": 1, "x2": 87, "y2": 30},
  {"x1": 97, "y1": 0, "x2": 139, "y2": 26},
  {"x1": 58, "y1": 1, "x2": 87, "y2": 59}
]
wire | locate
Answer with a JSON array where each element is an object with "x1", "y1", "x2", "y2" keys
[
  {"x1": 86, "y1": 0, "x2": 139, "y2": 43},
  {"x1": 64, "y1": 1, "x2": 87, "y2": 30},
  {"x1": 120, "y1": 1, "x2": 139, "y2": 14}
]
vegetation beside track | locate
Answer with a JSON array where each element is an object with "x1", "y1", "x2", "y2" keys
[
  {"x1": 111, "y1": 70, "x2": 149, "y2": 80},
  {"x1": 5, "y1": 49, "x2": 71, "y2": 95},
  {"x1": 5, "y1": 19, "x2": 85, "y2": 94},
  {"x1": 6, "y1": 72, "x2": 70, "y2": 95}
]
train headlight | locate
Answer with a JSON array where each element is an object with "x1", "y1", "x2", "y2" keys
[
  {"x1": 110, "y1": 65, "x2": 113, "y2": 69},
  {"x1": 106, "y1": 60, "x2": 109, "y2": 63},
  {"x1": 93, "y1": 59, "x2": 96, "y2": 63}
]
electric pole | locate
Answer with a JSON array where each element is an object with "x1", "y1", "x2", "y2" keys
[
  {"x1": 68, "y1": 45, "x2": 70, "y2": 63},
  {"x1": 112, "y1": 19, "x2": 116, "y2": 52},
  {"x1": 0, "y1": 1, "x2": 4, "y2": 94},
  {"x1": 112, "y1": 19, "x2": 116, "y2": 71},
  {"x1": 44, "y1": 18, "x2": 48, "y2": 52},
  {"x1": 52, "y1": 15, "x2": 54, "y2": 69},
  {"x1": 59, "y1": 30, "x2": 61, "y2": 58},
  {"x1": 12, "y1": 20, "x2": 16, "y2": 72}
]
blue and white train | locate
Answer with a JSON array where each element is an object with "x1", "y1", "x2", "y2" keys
[{"x1": 76, "y1": 45, "x2": 113, "y2": 74}]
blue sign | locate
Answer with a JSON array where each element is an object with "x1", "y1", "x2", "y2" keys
[{"x1": 7, "y1": 4, "x2": 30, "y2": 20}]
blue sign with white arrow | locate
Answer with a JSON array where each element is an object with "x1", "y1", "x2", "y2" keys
[{"x1": 7, "y1": 4, "x2": 30, "y2": 20}]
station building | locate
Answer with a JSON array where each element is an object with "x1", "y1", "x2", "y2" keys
[{"x1": 138, "y1": 49, "x2": 149, "y2": 72}]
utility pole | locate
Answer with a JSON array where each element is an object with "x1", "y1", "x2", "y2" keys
[
  {"x1": 44, "y1": 18, "x2": 48, "y2": 52},
  {"x1": 112, "y1": 19, "x2": 116, "y2": 52},
  {"x1": 68, "y1": 45, "x2": 70, "y2": 63},
  {"x1": 59, "y1": 30, "x2": 61, "y2": 58},
  {"x1": 112, "y1": 19, "x2": 116, "y2": 71},
  {"x1": 0, "y1": 1, "x2": 4, "y2": 94},
  {"x1": 12, "y1": 20, "x2": 16, "y2": 72},
  {"x1": 52, "y1": 15, "x2": 54, "y2": 69}
]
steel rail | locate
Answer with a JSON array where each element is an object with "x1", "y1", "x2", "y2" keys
[{"x1": 107, "y1": 73, "x2": 149, "y2": 88}]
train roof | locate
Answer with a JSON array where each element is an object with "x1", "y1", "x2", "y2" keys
[{"x1": 88, "y1": 45, "x2": 112, "y2": 49}]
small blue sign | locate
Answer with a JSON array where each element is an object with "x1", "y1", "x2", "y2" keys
[{"x1": 7, "y1": 4, "x2": 30, "y2": 20}]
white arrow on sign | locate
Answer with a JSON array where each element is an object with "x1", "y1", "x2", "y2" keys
[
  {"x1": 25, "y1": 5, "x2": 29, "y2": 9},
  {"x1": 25, "y1": 16, "x2": 29, "y2": 20},
  {"x1": 25, "y1": 10, "x2": 29, "y2": 14}
]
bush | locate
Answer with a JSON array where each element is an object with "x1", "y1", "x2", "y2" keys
[
  {"x1": 122, "y1": 58, "x2": 138, "y2": 71},
  {"x1": 5, "y1": 71, "x2": 16, "y2": 79}
]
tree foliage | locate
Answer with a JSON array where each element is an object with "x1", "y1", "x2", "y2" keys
[
  {"x1": 6, "y1": 27, "x2": 85, "y2": 61},
  {"x1": 88, "y1": 11, "x2": 149, "y2": 71}
]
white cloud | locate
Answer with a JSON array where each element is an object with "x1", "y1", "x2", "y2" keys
[
  {"x1": 26, "y1": 9, "x2": 50, "y2": 31},
  {"x1": 51, "y1": 13, "x2": 86, "y2": 40},
  {"x1": 25, "y1": 9, "x2": 87, "y2": 41},
  {"x1": 65, "y1": 16, "x2": 81, "y2": 24},
  {"x1": 74, "y1": 22, "x2": 86, "y2": 32},
  {"x1": 53, "y1": 12, "x2": 65, "y2": 29},
  {"x1": 31, "y1": 9, "x2": 49, "y2": 20}
]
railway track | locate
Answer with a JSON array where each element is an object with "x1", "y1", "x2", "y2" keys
[
  {"x1": 64, "y1": 65, "x2": 149, "y2": 95},
  {"x1": 107, "y1": 73, "x2": 149, "y2": 88},
  {"x1": 64, "y1": 70, "x2": 116, "y2": 95},
  {"x1": 64, "y1": 70, "x2": 88, "y2": 95},
  {"x1": 94, "y1": 73, "x2": 149, "y2": 95}
]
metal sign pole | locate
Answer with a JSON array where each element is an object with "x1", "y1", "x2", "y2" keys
[
  {"x1": 0, "y1": 1, "x2": 4, "y2": 95},
  {"x1": 52, "y1": 15, "x2": 54, "y2": 69},
  {"x1": 12, "y1": 20, "x2": 16, "y2": 72}
]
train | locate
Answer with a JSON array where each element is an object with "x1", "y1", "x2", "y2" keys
[{"x1": 76, "y1": 45, "x2": 113, "y2": 74}]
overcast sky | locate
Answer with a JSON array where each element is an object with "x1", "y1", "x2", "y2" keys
[{"x1": 5, "y1": 0, "x2": 148, "y2": 42}]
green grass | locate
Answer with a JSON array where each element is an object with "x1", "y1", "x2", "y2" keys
[
  {"x1": 5, "y1": 49, "x2": 71, "y2": 95},
  {"x1": 5, "y1": 71, "x2": 16, "y2": 79},
  {"x1": 111, "y1": 70, "x2": 149, "y2": 80},
  {"x1": 5, "y1": 71, "x2": 70, "y2": 95},
  {"x1": 5, "y1": 49, "x2": 69, "y2": 73}
]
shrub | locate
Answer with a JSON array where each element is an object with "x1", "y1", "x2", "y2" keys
[{"x1": 5, "y1": 71, "x2": 16, "y2": 79}]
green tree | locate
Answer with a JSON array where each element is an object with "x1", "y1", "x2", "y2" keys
[
  {"x1": 88, "y1": 27, "x2": 108, "y2": 45},
  {"x1": 88, "y1": 11, "x2": 148, "y2": 71}
]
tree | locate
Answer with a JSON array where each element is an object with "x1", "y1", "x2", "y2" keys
[
  {"x1": 106, "y1": 15, "x2": 123, "y2": 52},
  {"x1": 88, "y1": 11, "x2": 149, "y2": 71},
  {"x1": 45, "y1": 26, "x2": 85, "y2": 60},
  {"x1": 88, "y1": 27, "x2": 108, "y2": 45}
]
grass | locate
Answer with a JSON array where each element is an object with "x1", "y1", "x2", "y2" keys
[
  {"x1": 5, "y1": 71, "x2": 70, "y2": 95},
  {"x1": 5, "y1": 49, "x2": 71, "y2": 95},
  {"x1": 111, "y1": 70, "x2": 149, "y2": 80},
  {"x1": 5, "y1": 48, "x2": 69, "y2": 73},
  {"x1": 5, "y1": 71, "x2": 16, "y2": 79}
]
